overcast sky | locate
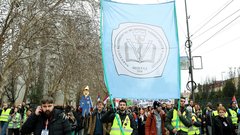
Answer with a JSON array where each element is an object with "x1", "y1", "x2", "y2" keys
[
  {"x1": 177, "y1": 0, "x2": 240, "y2": 91},
  {"x1": 112, "y1": 0, "x2": 240, "y2": 91}
]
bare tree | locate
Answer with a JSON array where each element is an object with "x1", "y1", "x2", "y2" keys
[{"x1": 0, "y1": 0, "x2": 106, "y2": 104}]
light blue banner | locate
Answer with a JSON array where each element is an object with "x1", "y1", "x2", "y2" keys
[{"x1": 101, "y1": 0, "x2": 180, "y2": 99}]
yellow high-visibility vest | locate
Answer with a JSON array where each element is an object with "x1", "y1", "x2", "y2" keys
[
  {"x1": 0, "y1": 108, "x2": 11, "y2": 122},
  {"x1": 188, "y1": 114, "x2": 200, "y2": 135},
  {"x1": 171, "y1": 109, "x2": 189, "y2": 133},
  {"x1": 8, "y1": 113, "x2": 21, "y2": 129},
  {"x1": 228, "y1": 109, "x2": 238, "y2": 125},
  {"x1": 212, "y1": 110, "x2": 228, "y2": 117},
  {"x1": 110, "y1": 114, "x2": 133, "y2": 135}
]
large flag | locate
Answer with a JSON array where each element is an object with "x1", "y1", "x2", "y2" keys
[{"x1": 101, "y1": 0, "x2": 180, "y2": 99}]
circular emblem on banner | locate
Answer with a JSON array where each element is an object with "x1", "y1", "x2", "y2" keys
[{"x1": 112, "y1": 23, "x2": 169, "y2": 78}]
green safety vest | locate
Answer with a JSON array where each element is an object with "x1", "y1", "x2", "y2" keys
[
  {"x1": 0, "y1": 108, "x2": 11, "y2": 122},
  {"x1": 212, "y1": 110, "x2": 228, "y2": 117},
  {"x1": 110, "y1": 114, "x2": 133, "y2": 135},
  {"x1": 8, "y1": 113, "x2": 21, "y2": 129},
  {"x1": 228, "y1": 109, "x2": 238, "y2": 125},
  {"x1": 23, "y1": 109, "x2": 27, "y2": 122},
  {"x1": 171, "y1": 109, "x2": 189, "y2": 133},
  {"x1": 188, "y1": 114, "x2": 200, "y2": 135}
]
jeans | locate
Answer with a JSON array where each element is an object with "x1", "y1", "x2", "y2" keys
[
  {"x1": 207, "y1": 126, "x2": 212, "y2": 135},
  {"x1": 0, "y1": 121, "x2": 8, "y2": 135}
]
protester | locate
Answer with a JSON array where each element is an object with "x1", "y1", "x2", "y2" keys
[
  {"x1": 165, "y1": 102, "x2": 172, "y2": 114},
  {"x1": 213, "y1": 106, "x2": 234, "y2": 135},
  {"x1": 66, "y1": 111, "x2": 77, "y2": 135},
  {"x1": 22, "y1": 109, "x2": 32, "y2": 124},
  {"x1": 165, "y1": 97, "x2": 192, "y2": 135},
  {"x1": 138, "y1": 107, "x2": 147, "y2": 135},
  {"x1": 88, "y1": 100, "x2": 109, "y2": 135},
  {"x1": 8, "y1": 107, "x2": 22, "y2": 135},
  {"x1": 21, "y1": 96, "x2": 72, "y2": 135},
  {"x1": 186, "y1": 106, "x2": 201, "y2": 135},
  {"x1": 202, "y1": 102, "x2": 213, "y2": 135},
  {"x1": 147, "y1": 106, "x2": 153, "y2": 116},
  {"x1": 212, "y1": 103, "x2": 228, "y2": 117},
  {"x1": 0, "y1": 102, "x2": 13, "y2": 135},
  {"x1": 145, "y1": 101, "x2": 166, "y2": 135},
  {"x1": 189, "y1": 100, "x2": 194, "y2": 113},
  {"x1": 101, "y1": 99, "x2": 138, "y2": 135},
  {"x1": 227, "y1": 101, "x2": 240, "y2": 135}
]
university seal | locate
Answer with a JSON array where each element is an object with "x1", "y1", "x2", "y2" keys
[{"x1": 112, "y1": 23, "x2": 169, "y2": 78}]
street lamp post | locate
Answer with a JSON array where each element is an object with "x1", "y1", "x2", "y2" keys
[{"x1": 184, "y1": 0, "x2": 196, "y2": 101}]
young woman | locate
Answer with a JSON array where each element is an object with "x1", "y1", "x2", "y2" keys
[
  {"x1": 138, "y1": 107, "x2": 147, "y2": 135},
  {"x1": 213, "y1": 106, "x2": 234, "y2": 135}
]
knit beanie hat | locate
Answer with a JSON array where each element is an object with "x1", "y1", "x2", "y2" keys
[{"x1": 153, "y1": 101, "x2": 161, "y2": 109}]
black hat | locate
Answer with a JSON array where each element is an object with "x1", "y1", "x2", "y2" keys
[{"x1": 153, "y1": 101, "x2": 161, "y2": 109}]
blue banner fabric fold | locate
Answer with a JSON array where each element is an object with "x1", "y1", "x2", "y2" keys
[{"x1": 101, "y1": 0, "x2": 180, "y2": 99}]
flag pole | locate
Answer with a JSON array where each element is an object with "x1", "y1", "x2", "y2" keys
[{"x1": 100, "y1": 0, "x2": 125, "y2": 134}]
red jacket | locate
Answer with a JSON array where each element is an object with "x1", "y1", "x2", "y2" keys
[{"x1": 145, "y1": 110, "x2": 166, "y2": 135}]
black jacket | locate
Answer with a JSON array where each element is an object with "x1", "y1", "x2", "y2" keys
[
  {"x1": 213, "y1": 116, "x2": 234, "y2": 135},
  {"x1": 21, "y1": 109, "x2": 71, "y2": 135},
  {"x1": 138, "y1": 114, "x2": 147, "y2": 135},
  {"x1": 101, "y1": 110, "x2": 138, "y2": 135}
]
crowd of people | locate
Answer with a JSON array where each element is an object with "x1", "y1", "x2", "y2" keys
[{"x1": 0, "y1": 96, "x2": 240, "y2": 135}]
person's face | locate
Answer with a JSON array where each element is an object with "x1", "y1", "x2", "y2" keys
[
  {"x1": 167, "y1": 104, "x2": 172, "y2": 109},
  {"x1": 14, "y1": 108, "x2": 18, "y2": 113},
  {"x1": 26, "y1": 110, "x2": 32, "y2": 117},
  {"x1": 119, "y1": 102, "x2": 127, "y2": 111},
  {"x1": 3, "y1": 103, "x2": 8, "y2": 109},
  {"x1": 180, "y1": 99, "x2": 185, "y2": 107},
  {"x1": 97, "y1": 103, "x2": 104, "y2": 111},
  {"x1": 139, "y1": 108, "x2": 145, "y2": 115},
  {"x1": 194, "y1": 104, "x2": 198, "y2": 110},
  {"x1": 41, "y1": 103, "x2": 54, "y2": 116},
  {"x1": 190, "y1": 101, "x2": 193, "y2": 106},
  {"x1": 218, "y1": 110, "x2": 226, "y2": 118},
  {"x1": 157, "y1": 106, "x2": 162, "y2": 112},
  {"x1": 232, "y1": 103, "x2": 237, "y2": 108}
]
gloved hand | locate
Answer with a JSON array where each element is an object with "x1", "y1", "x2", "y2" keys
[{"x1": 78, "y1": 107, "x2": 82, "y2": 112}]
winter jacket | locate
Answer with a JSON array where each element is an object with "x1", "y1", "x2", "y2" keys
[
  {"x1": 212, "y1": 115, "x2": 234, "y2": 135},
  {"x1": 21, "y1": 109, "x2": 71, "y2": 135},
  {"x1": 145, "y1": 110, "x2": 166, "y2": 135},
  {"x1": 88, "y1": 109, "x2": 110, "y2": 135}
]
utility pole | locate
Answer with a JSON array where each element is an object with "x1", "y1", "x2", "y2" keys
[{"x1": 184, "y1": 0, "x2": 196, "y2": 101}]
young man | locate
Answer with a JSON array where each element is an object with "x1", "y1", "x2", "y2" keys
[
  {"x1": 0, "y1": 103, "x2": 13, "y2": 135},
  {"x1": 227, "y1": 101, "x2": 239, "y2": 135},
  {"x1": 88, "y1": 100, "x2": 109, "y2": 135},
  {"x1": 21, "y1": 96, "x2": 72, "y2": 135},
  {"x1": 165, "y1": 97, "x2": 192, "y2": 135},
  {"x1": 101, "y1": 99, "x2": 138, "y2": 135}
]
